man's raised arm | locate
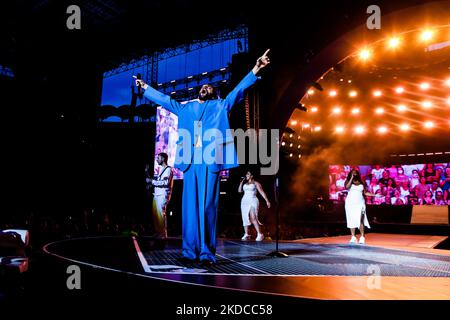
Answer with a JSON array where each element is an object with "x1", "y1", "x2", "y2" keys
[
  {"x1": 224, "y1": 49, "x2": 271, "y2": 112},
  {"x1": 134, "y1": 77, "x2": 183, "y2": 115}
]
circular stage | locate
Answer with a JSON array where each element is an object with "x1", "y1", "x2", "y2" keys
[{"x1": 43, "y1": 235, "x2": 450, "y2": 299}]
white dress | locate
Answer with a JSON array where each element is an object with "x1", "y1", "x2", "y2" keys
[
  {"x1": 345, "y1": 184, "x2": 370, "y2": 229},
  {"x1": 241, "y1": 183, "x2": 262, "y2": 226}
]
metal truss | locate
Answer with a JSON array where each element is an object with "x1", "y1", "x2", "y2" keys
[
  {"x1": 150, "y1": 78, "x2": 230, "y2": 103},
  {"x1": 157, "y1": 67, "x2": 230, "y2": 90},
  {"x1": 103, "y1": 24, "x2": 248, "y2": 78}
]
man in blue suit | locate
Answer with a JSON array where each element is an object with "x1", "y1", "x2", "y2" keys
[{"x1": 135, "y1": 49, "x2": 270, "y2": 265}]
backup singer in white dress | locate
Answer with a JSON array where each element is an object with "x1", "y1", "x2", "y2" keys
[
  {"x1": 345, "y1": 169, "x2": 381, "y2": 245},
  {"x1": 238, "y1": 171, "x2": 271, "y2": 241}
]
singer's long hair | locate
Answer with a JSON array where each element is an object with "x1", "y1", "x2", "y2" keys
[{"x1": 345, "y1": 169, "x2": 363, "y2": 186}]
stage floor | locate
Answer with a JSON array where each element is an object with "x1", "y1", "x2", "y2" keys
[
  {"x1": 44, "y1": 233, "x2": 450, "y2": 300},
  {"x1": 294, "y1": 233, "x2": 449, "y2": 253}
]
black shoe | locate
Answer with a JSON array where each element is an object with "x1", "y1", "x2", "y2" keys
[
  {"x1": 200, "y1": 259, "x2": 214, "y2": 267},
  {"x1": 177, "y1": 256, "x2": 197, "y2": 264}
]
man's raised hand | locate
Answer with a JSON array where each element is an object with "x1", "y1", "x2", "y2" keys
[
  {"x1": 252, "y1": 49, "x2": 271, "y2": 75},
  {"x1": 133, "y1": 75, "x2": 148, "y2": 89},
  {"x1": 256, "y1": 49, "x2": 271, "y2": 68}
]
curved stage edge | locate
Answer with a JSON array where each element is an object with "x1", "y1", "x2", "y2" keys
[{"x1": 43, "y1": 233, "x2": 450, "y2": 300}]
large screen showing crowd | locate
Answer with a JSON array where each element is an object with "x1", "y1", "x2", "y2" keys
[{"x1": 329, "y1": 163, "x2": 450, "y2": 205}]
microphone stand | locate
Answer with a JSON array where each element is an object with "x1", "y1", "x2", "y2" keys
[{"x1": 267, "y1": 141, "x2": 288, "y2": 258}]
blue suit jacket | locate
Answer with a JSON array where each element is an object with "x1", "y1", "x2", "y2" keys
[{"x1": 144, "y1": 71, "x2": 259, "y2": 173}]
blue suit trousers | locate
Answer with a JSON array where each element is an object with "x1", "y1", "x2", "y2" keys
[{"x1": 182, "y1": 164, "x2": 220, "y2": 263}]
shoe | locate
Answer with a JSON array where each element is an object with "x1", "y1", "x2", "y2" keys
[
  {"x1": 177, "y1": 256, "x2": 197, "y2": 264},
  {"x1": 358, "y1": 236, "x2": 365, "y2": 245},
  {"x1": 241, "y1": 234, "x2": 251, "y2": 241},
  {"x1": 256, "y1": 233, "x2": 264, "y2": 241},
  {"x1": 349, "y1": 236, "x2": 357, "y2": 244},
  {"x1": 200, "y1": 259, "x2": 214, "y2": 267}
]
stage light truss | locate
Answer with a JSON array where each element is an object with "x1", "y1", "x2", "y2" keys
[
  {"x1": 160, "y1": 78, "x2": 229, "y2": 101},
  {"x1": 157, "y1": 68, "x2": 230, "y2": 92},
  {"x1": 103, "y1": 25, "x2": 248, "y2": 78},
  {"x1": 390, "y1": 151, "x2": 450, "y2": 157},
  {"x1": 81, "y1": 0, "x2": 123, "y2": 23}
]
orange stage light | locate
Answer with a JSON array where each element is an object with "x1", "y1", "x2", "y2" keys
[
  {"x1": 397, "y1": 105, "x2": 407, "y2": 112},
  {"x1": 424, "y1": 121, "x2": 434, "y2": 128},
  {"x1": 422, "y1": 101, "x2": 432, "y2": 109},
  {"x1": 400, "y1": 123, "x2": 410, "y2": 131},
  {"x1": 355, "y1": 126, "x2": 365, "y2": 134},
  {"x1": 351, "y1": 108, "x2": 360, "y2": 115},
  {"x1": 395, "y1": 86, "x2": 404, "y2": 94},
  {"x1": 387, "y1": 37, "x2": 400, "y2": 48},
  {"x1": 335, "y1": 126, "x2": 345, "y2": 133},
  {"x1": 375, "y1": 107, "x2": 384, "y2": 115},
  {"x1": 359, "y1": 48, "x2": 371, "y2": 60},
  {"x1": 332, "y1": 107, "x2": 342, "y2": 114},
  {"x1": 420, "y1": 29, "x2": 434, "y2": 42},
  {"x1": 419, "y1": 82, "x2": 430, "y2": 90},
  {"x1": 373, "y1": 90, "x2": 382, "y2": 97},
  {"x1": 377, "y1": 126, "x2": 388, "y2": 134}
]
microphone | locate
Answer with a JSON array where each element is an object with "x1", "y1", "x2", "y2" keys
[
  {"x1": 136, "y1": 73, "x2": 143, "y2": 99},
  {"x1": 240, "y1": 177, "x2": 246, "y2": 181}
]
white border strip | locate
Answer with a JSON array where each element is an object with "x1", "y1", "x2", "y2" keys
[{"x1": 132, "y1": 236, "x2": 152, "y2": 273}]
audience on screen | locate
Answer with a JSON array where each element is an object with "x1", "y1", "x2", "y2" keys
[{"x1": 422, "y1": 163, "x2": 437, "y2": 183}]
